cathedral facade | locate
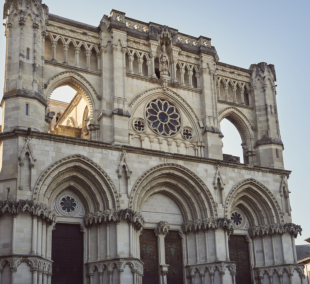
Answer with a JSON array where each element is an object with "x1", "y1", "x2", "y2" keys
[{"x1": 0, "y1": 1, "x2": 304, "y2": 283}]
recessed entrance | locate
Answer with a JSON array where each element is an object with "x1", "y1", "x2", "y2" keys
[
  {"x1": 229, "y1": 235, "x2": 252, "y2": 284},
  {"x1": 52, "y1": 224, "x2": 83, "y2": 284}
]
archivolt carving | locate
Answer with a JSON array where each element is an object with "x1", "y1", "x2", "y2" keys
[
  {"x1": 129, "y1": 163, "x2": 217, "y2": 219},
  {"x1": 218, "y1": 106, "x2": 253, "y2": 145},
  {"x1": 130, "y1": 87, "x2": 200, "y2": 123},
  {"x1": 44, "y1": 71, "x2": 100, "y2": 117},
  {"x1": 224, "y1": 178, "x2": 284, "y2": 224},
  {"x1": 33, "y1": 154, "x2": 119, "y2": 210}
]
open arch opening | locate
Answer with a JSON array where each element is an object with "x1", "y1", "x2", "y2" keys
[
  {"x1": 219, "y1": 107, "x2": 254, "y2": 164},
  {"x1": 221, "y1": 118, "x2": 244, "y2": 163},
  {"x1": 48, "y1": 84, "x2": 91, "y2": 139}
]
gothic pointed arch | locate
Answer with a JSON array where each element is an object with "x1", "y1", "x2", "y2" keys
[
  {"x1": 44, "y1": 71, "x2": 101, "y2": 118},
  {"x1": 129, "y1": 163, "x2": 217, "y2": 221},
  {"x1": 224, "y1": 178, "x2": 284, "y2": 226},
  {"x1": 218, "y1": 107, "x2": 254, "y2": 149},
  {"x1": 129, "y1": 87, "x2": 201, "y2": 141},
  {"x1": 33, "y1": 154, "x2": 119, "y2": 211}
]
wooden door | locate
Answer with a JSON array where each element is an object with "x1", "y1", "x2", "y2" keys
[{"x1": 52, "y1": 224, "x2": 83, "y2": 284}]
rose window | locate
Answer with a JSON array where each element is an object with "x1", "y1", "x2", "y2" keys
[
  {"x1": 60, "y1": 196, "x2": 77, "y2": 213},
  {"x1": 231, "y1": 212, "x2": 243, "y2": 226},
  {"x1": 146, "y1": 99, "x2": 181, "y2": 136}
]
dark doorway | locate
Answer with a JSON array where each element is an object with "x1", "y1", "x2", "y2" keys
[
  {"x1": 52, "y1": 224, "x2": 83, "y2": 284},
  {"x1": 140, "y1": 229, "x2": 159, "y2": 284},
  {"x1": 229, "y1": 235, "x2": 252, "y2": 284},
  {"x1": 165, "y1": 231, "x2": 183, "y2": 284}
]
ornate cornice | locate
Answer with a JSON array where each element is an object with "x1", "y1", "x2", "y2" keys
[
  {"x1": 248, "y1": 223, "x2": 302, "y2": 239},
  {"x1": 84, "y1": 209, "x2": 145, "y2": 230},
  {"x1": 182, "y1": 218, "x2": 234, "y2": 235},
  {"x1": 0, "y1": 129, "x2": 292, "y2": 177},
  {"x1": 0, "y1": 200, "x2": 56, "y2": 224}
]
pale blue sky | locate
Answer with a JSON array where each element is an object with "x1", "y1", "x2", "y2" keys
[{"x1": 1, "y1": 0, "x2": 309, "y2": 244}]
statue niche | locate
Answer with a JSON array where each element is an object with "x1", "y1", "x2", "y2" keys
[{"x1": 159, "y1": 45, "x2": 170, "y2": 77}]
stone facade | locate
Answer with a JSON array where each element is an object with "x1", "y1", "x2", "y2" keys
[{"x1": 0, "y1": 0, "x2": 304, "y2": 283}]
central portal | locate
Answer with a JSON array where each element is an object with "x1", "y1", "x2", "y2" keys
[
  {"x1": 229, "y1": 235, "x2": 252, "y2": 284},
  {"x1": 52, "y1": 224, "x2": 84, "y2": 284}
]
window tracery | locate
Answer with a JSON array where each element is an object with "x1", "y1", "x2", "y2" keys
[
  {"x1": 146, "y1": 99, "x2": 181, "y2": 137},
  {"x1": 60, "y1": 196, "x2": 77, "y2": 213},
  {"x1": 133, "y1": 118, "x2": 146, "y2": 133},
  {"x1": 182, "y1": 127, "x2": 193, "y2": 141}
]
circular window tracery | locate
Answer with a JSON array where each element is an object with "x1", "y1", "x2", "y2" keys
[
  {"x1": 231, "y1": 212, "x2": 243, "y2": 226},
  {"x1": 133, "y1": 118, "x2": 146, "y2": 133},
  {"x1": 60, "y1": 196, "x2": 77, "y2": 213},
  {"x1": 146, "y1": 99, "x2": 181, "y2": 136}
]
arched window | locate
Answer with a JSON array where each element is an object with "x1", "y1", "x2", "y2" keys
[
  {"x1": 221, "y1": 118, "x2": 244, "y2": 163},
  {"x1": 49, "y1": 85, "x2": 89, "y2": 139}
]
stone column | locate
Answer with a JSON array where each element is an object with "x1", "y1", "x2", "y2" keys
[
  {"x1": 180, "y1": 67, "x2": 185, "y2": 86},
  {"x1": 97, "y1": 225, "x2": 100, "y2": 261},
  {"x1": 63, "y1": 44, "x2": 69, "y2": 64},
  {"x1": 11, "y1": 267, "x2": 17, "y2": 284},
  {"x1": 11, "y1": 215, "x2": 16, "y2": 254},
  {"x1": 47, "y1": 274, "x2": 52, "y2": 284},
  {"x1": 0, "y1": 269, "x2": 2, "y2": 284},
  {"x1": 32, "y1": 216, "x2": 37, "y2": 255},
  {"x1": 37, "y1": 218, "x2": 42, "y2": 255},
  {"x1": 51, "y1": 41, "x2": 57, "y2": 62},
  {"x1": 128, "y1": 55, "x2": 134, "y2": 74},
  {"x1": 195, "y1": 231, "x2": 199, "y2": 264},
  {"x1": 97, "y1": 52, "x2": 101, "y2": 71},
  {"x1": 106, "y1": 223, "x2": 110, "y2": 259},
  {"x1": 155, "y1": 221, "x2": 170, "y2": 284},
  {"x1": 233, "y1": 86, "x2": 237, "y2": 103},
  {"x1": 74, "y1": 47, "x2": 80, "y2": 67},
  {"x1": 42, "y1": 221, "x2": 46, "y2": 257},
  {"x1": 146, "y1": 59, "x2": 151, "y2": 77},
  {"x1": 99, "y1": 272, "x2": 103, "y2": 284},
  {"x1": 240, "y1": 86, "x2": 245, "y2": 104},
  {"x1": 281, "y1": 233, "x2": 286, "y2": 264},
  {"x1": 225, "y1": 231, "x2": 230, "y2": 261},
  {"x1": 188, "y1": 69, "x2": 193, "y2": 88},
  {"x1": 138, "y1": 57, "x2": 143, "y2": 76},
  {"x1": 204, "y1": 230, "x2": 210, "y2": 262},
  {"x1": 88, "y1": 273, "x2": 94, "y2": 284},
  {"x1": 86, "y1": 50, "x2": 92, "y2": 70},
  {"x1": 38, "y1": 270, "x2": 43, "y2": 284}
]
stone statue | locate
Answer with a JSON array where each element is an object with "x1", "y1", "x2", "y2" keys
[{"x1": 159, "y1": 45, "x2": 169, "y2": 76}]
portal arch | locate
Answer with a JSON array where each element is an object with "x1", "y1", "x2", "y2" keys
[
  {"x1": 33, "y1": 154, "x2": 119, "y2": 211},
  {"x1": 224, "y1": 178, "x2": 283, "y2": 225},
  {"x1": 129, "y1": 163, "x2": 217, "y2": 221}
]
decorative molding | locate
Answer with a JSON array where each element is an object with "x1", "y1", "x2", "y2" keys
[
  {"x1": 0, "y1": 256, "x2": 52, "y2": 275},
  {"x1": 84, "y1": 209, "x2": 145, "y2": 230},
  {"x1": 0, "y1": 129, "x2": 292, "y2": 178},
  {"x1": 182, "y1": 218, "x2": 235, "y2": 236},
  {"x1": 0, "y1": 200, "x2": 56, "y2": 224},
  {"x1": 87, "y1": 258, "x2": 143, "y2": 276},
  {"x1": 129, "y1": 163, "x2": 218, "y2": 219},
  {"x1": 213, "y1": 165, "x2": 225, "y2": 190},
  {"x1": 18, "y1": 137, "x2": 36, "y2": 167},
  {"x1": 253, "y1": 264, "x2": 305, "y2": 280},
  {"x1": 248, "y1": 223, "x2": 302, "y2": 239},
  {"x1": 117, "y1": 150, "x2": 132, "y2": 179},
  {"x1": 154, "y1": 221, "x2": 170, "y2": 236},
  {"x1": 33, "y1": 154, "x2": 119, "y2": 210},
  {"x1": 224, "y1": 178, "x2": 284, "y2": 224},
  {"x1": 186, "y1": 262, "x2": 236, "y2": 278}
]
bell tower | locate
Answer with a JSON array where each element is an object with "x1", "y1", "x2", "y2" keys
[
  {"x1": 2, "y1": 0, "x2": 49, "y2": 132},
  {"x1": 251, "y1": 62, "x2": 284, "y2": 168}
]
